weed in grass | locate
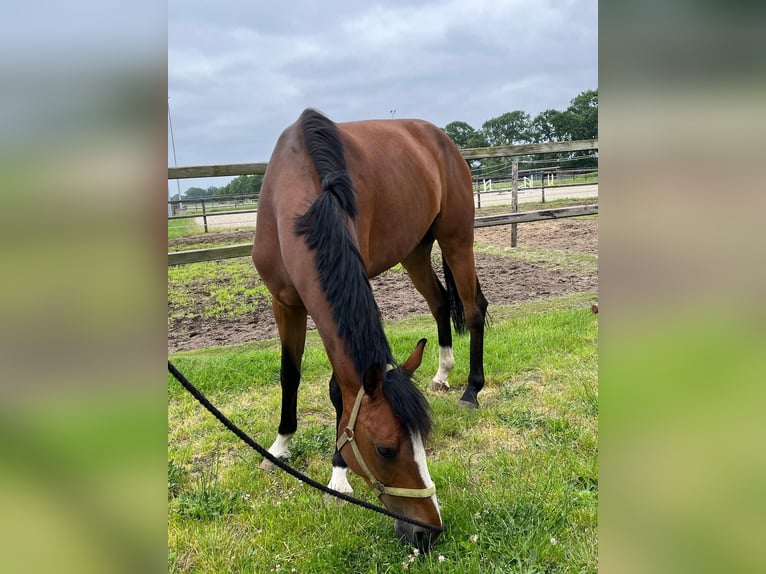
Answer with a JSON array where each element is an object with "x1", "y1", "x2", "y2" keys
[
  {"x1": 173, "y1": 464, "x2": 244, "y2": 521},
  {"x1": 499, "y1": 381, "x2": 533, "y2": 401},
  {"x1": 288, "y1": 426, "x2": 335, "y2": 469},
  {"x1": 168, "y1": 460, "x2": 188, "y2": 499}
]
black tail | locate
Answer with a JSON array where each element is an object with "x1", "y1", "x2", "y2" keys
[
  {"x1": 297, "y1": 108, "x2": 357, "y2": 218},
  {"x1": 294, "y1": 109, "x2": 392, "y2": 374},
  {"x1": 442, "y1": 255, "x2": 467, "y2": 335}
]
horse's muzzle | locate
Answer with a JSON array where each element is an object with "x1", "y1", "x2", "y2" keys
[{"x1": 394, "y1": 519, "x2": 442, "y2": 552}]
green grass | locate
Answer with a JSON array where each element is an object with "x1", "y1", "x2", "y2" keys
[
  {"x1": 169, "y1": 218, "x2": 203, "y2": 240},
  {"x1": 168, "y1": 259, "x2": 270, "y2": 323},
  {"x1": 473, "y1": 242, "x2": 598, "y2": 273},
  {"x1": 168, "y1": 294, "x2": 598, "y2": 573}
]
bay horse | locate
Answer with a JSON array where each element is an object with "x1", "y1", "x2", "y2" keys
[{"x1": 252, "y1": 109, "x2": 487, "y2": 550}]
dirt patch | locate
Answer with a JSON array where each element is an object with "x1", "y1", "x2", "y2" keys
[
  {"x1": 169, "y1": 229, "x2": 254, "y2": 249},
  {"x1": 475, "y1": 218, "x2": 598, "y2": 255},
  {"x1": 168, "y1": 218, "x2": 597, "y2": 352}
]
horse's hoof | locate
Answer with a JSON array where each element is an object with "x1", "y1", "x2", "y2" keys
[
  {"x1": 458, "y1": 399, "x2": 479, "y2": 409},
  {"x1": 259, "y1": 455, "x2": 288, "y2": 471},
  {"x1": 429, "y1": 380, "x2": 450, "y2": 392},
  {"x1": 323, "y1": 492, "x2": 349, "y2": 507}
]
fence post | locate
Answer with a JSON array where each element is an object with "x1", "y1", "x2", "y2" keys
[
  {"x1": 511, "y1": 158, "x2": 518, "y2": 247},
  {"x1": 541, "y1": 170, "x2": 546, "y2": 204},
  {"x1": 476, "y1": 179, "x2": 481, "y2": 209},
  {"x1": 201, "y1": 199, "x2": 208, "y2": 233}
]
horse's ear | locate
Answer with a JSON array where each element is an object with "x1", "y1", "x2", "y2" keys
[
  {"x1": 401, "y1": 338, "x2": 427, "y2": 376},
  {"x1": 362, "y1": 362, "x2": 383, "y2": 396}
]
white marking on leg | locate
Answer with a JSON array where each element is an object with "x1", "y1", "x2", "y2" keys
[
  {"x1": 410, "y1": 431, "x2": 442, "y2": 523},
  {"x1": 267, "y1": 433, "x2": 293, "y2": 460},
  {"x1": 431, "y1": 346, "x2": 454, "y2": 390},
  {"x1": 327, "y1": 465, "x2": 353, "y2": 494}
]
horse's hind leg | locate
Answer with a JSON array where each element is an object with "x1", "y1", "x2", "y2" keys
[
  {"x1": 401, "y1": 241, "x2": 455, "y2": 391},
  {"x1": 260, "y1": 299, "x2": 307, "y2": 470},
  {"x1": 438, "y1": 241, "x2": 488, "y2": 408},
  {"x1": 325, "y1": 373, "x2": 354, "y2": 504}
]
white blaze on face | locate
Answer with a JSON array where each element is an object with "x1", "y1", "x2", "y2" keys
[{"x1": 410, "y1": 430, "x2": 442, "y2": 522}]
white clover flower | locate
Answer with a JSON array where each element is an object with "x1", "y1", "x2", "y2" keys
[
  {"x1": 438, "y1": 555, "x2": 446, "y2": 563},
  {"x1": 470, "y1": 534, "x2": 479, "y2": 543},
  {"x1": 550, "y1": 537, "x2": 558, "y2": 546}
]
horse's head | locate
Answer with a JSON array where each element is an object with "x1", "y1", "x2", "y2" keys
[{"x1": 337, "y1": 339, "x2": 443, "y2": 551}]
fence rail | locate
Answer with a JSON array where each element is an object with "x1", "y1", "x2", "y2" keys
[
  {"x1": 169, "y1": 162, "x2": 268, "y2": 180},
  {"x1": 168, "y1": 204, "x2": 598, "y2": 266},
  {"x1": 462, "y1": 139, "x2": 598, "y2": 160},
  {"x1": 168, "y1": 139, "x2": 598, "y2": 264},
  {"x1": 168, "y1": 140, "x2": 598, "y2": 180}
]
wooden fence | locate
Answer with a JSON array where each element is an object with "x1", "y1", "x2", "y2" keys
[
  {"x1": 168, "y1": 139, "x2": 598, "y2": 266},
  {"x1": 168, "y1": 204, "x2": 597, "y2": 266},
  {"x1": 167, "y1": 139, "x2": 598, "y2": 180}
]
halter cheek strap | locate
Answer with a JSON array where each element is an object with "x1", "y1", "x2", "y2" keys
[{"x1": 336, "y1": 385, "x2": 436, "y2": 499}]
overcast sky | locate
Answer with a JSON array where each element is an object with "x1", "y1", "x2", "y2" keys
[{"x1": 168, "y1": 0, "x2": 597, "y2": 193}]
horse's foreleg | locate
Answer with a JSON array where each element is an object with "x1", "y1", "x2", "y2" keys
[
  {"x1": 401, "y1": 243, "x2": 454, "y2": 391},
  {"x1": 260, "y1": 299, "x2": 307, "y2": 470},
  {"x1": 325, "y1": 373, "x2": 353, "y2": 504}
]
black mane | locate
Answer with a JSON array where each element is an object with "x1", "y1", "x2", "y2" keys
[
  {"x1": 294, "y1": 108, "x2": 432, "y2": 436},
  {"x1": 383, "y1": 368, "x2": 432, "y2": 439}
]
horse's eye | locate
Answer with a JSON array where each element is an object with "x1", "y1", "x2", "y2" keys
[{"x1": 376, "y1": 446, "x2": 397, "y2": 459}]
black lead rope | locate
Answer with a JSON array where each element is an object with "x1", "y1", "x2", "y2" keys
[{"x1": 168, "y1": 361, "x2": 444, "y2": 533}]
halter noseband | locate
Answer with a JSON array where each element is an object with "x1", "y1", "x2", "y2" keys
[{"x1": 336, "y1": 384, "x2": 437, "y2": 499}]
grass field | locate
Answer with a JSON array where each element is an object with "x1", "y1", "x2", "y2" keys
[
  {"x1": 169, "y1": 218, "x2": 203, "y2": 240},
  {"x1": 168, "y1": 293, "x2": 598, "y2": 573}
]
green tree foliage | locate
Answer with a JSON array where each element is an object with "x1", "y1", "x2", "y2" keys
[
  {"x1": 441, "y1": 89, "x2": 598, "y2": 148},
  {"x1": 443, "y1": 121, "x2": 487, "y2": 148},
  {"x1": 182, "y1": 176, "x2": 263, "y2": 201},
  {"x1": 561, "y1": 89, "x2": 598, "y2": 141},
  {"x1": 530, "y1": 109, "x2": 568, "y2": 143},
  {"x1": 183, "y1": 186, "x2": 217, "y2": 199},
  {"x1": 217, "y1": 175, "x2": 263, "y2": 198},
  {"x1": 481, "y1": 111, "x2": 534, "y2": 146},
  {"x1": 441, "y1": 88, "x2": 598, "y2": 174}
]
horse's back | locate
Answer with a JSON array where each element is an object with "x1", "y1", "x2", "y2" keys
[
  {"x1": 254, "y1": 113, "x2": 475, "y2": 299},
  {"x1": 337, "y1": 118, "x2": 474, "y2": 275}
]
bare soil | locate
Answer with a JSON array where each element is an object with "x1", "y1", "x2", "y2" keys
[{"x1": 168, "y1": 218, "x2": 597, "y2": 352}]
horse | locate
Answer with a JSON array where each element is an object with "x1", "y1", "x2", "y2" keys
[{"x1": 252, "y1": 109, "x2": 487, "y2": 550}]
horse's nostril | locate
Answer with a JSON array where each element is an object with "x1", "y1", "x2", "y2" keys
[
  {"x1": 394, "y1": 520, "x2": 441, "y2": 552},
  {"x1": 414, "y1": 529, "x2": 436, "y2": 553}
]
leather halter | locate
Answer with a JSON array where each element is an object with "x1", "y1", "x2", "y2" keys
[{"x1": 336, "y1": 384, "x2": 437, "y2": 499}]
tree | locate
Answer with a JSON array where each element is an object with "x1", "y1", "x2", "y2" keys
[
  {"x1": 481, "y1": 111, "x2": 533, "y2": 147},
  {"x1": 560, "y1": 89, "x2": 598, "y2": 141},
  {"x1": 530, "y1": 109, "x2": 568, "y2": 143},
  {"x1": 442, "y1": 121, "x2": 487, "y2": 149},
  {"x1": 183, "y1": 186, "x2": 216, "y2": 199},
  {"x1": 217, "y1": 175, "x2": 263, "y2": 198}
]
